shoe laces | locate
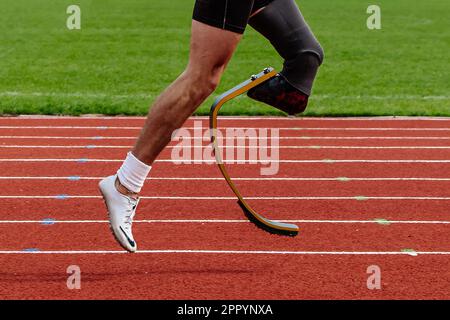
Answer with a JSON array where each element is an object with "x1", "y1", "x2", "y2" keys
[{"x1": 123, "y1": 197, "x2": 139, "y2": 230}]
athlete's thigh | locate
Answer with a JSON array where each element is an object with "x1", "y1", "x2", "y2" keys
[
  {"x1": 189, "y1": 1, "x2": 256, "y2": 71},
  {"x1": 249, "y1": 0, "x2": 323, "y2": 62},
  {"x1": 187, "y1": 20, "x2": 241, "y2": 75},
  {"x1": 193, "y1": 0, "x2": 255, "y2": 35}
]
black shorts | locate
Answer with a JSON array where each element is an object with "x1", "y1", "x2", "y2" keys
[{"x1": 193, "y1": 0, "x2": 275, "y2": 34}]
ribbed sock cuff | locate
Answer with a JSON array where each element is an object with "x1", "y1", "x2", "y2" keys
[{"x1": 116, "y1": 152, "x2": 151, "y2": 193}]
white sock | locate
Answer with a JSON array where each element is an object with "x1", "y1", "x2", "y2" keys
[{"x1": 116, "y1": 152, "x2": 151, "y2": 193}]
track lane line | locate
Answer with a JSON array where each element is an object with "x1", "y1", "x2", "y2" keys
[
  {"x1": 2, "y1": 159, "x2": 449, "y2": 165},
  {"x1": 1, "y1": 176, "x2": 449, "y2": 181},
  {"x1": 1, "y1": 126, "x2": 450, "y2": 131},
  {"x1": 0, "y1": 249, "x2": 445, "y2": 255},
  {"x1": 2, "y1": 135, "x2": 450, "y2": 140},
  {"x1": 4, "y1": 115, "x2": 450, "y2": 120},
  {"x1": 1, "y1": 219, "x2": 450, "y2": 224},
  {"x1": 1, "y1": 158, "x2": 450, "y2": 163},
  {"x1": 3, "y1": 144, "x2": 450, "y2": 149},
  {"x1": 0, "y1": 195, "x2": 449, "y2": 200}
]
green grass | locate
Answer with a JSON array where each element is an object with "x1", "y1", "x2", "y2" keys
[{"x1": 0, "y1": 0, "x2": 449, "y2": 116}]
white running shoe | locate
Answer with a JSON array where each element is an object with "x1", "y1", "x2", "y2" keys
[{"x1": 99, "y1": 175, "x2": 139, "y2": 253}]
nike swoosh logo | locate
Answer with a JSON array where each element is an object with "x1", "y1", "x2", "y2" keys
[{"x1": 119, "y1": 226, "x2": 136, "y2": 248}]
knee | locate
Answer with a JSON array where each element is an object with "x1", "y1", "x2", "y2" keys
[
  {"x1": 306, "y1": 42, "x2": 325, "y2": 65},
  {"x1": 195, "y1": 73, "x2": 220, "y2": 101},
  {"x1": 283, "y1": 29, "x2": 324, "y2": 67},
  {"x1": 202, "y1": 71, "x2": 221, "y2": 95},
  {"x1": 185, "y1": 67, "x2": 223, "y2": 100},
  {"x1": 294, "y1": 40, "x2": 324, "y2": 67}
]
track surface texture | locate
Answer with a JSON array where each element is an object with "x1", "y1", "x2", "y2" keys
[{"x1": 0, "y1": 116, "x2": 449, "y2": 300}]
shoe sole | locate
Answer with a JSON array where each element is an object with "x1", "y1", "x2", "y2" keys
[{"x1": 99, "y1": 186, "x2": 136, "y2": 253}]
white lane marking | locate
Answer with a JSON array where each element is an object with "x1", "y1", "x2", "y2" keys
[
  {"x1": 182, "y1": 127, "x2": 450, "y2": 131},
  {"x1": 0, "y1": 176, "x2": 449, "y2": 181},
  {"x1": 0, "y1": 145, "x2": 131, "y2": 148},
  {"x1": 2, "y1": 135, "x2": 450, "y2": 140},
  {"x1": 0, "y1": 126, "x2": 138, "y2": 129},
  {"x1": 0, "y1": 249, "x2": 446, "y2": 255},
  {"x1": 3, "y1": 115, "x2": 450, "y2": 121},
  {"x1": 1, "y1": 219, "x2": 450, "y2": 224},
  {"x1": 0, "y1": 195, "x2": 449, "y2": 200},
  {"x1": 1, "y1": 126, "x2": 450, "y2": 131},
  {"x1": 293, "y1": 128, "x2": 450, "y2": 131},
  {"x1": 0, "y1": 158, "x2": 449, "y2": 163},
  {"x1": 0, "y1": 136, "x2": 138, "y2": 139},
  {"x1": 0, "y1": 136, "x2": 450, "y2": 141},
  {"x1": 284, "y1": 137, "x2": 450, "y2": 140},
  {"x1": 2, "y1": 144, "x2": 450, "y2": 150}
]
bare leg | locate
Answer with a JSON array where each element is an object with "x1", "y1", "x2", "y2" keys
[
  {"x1": 131, "y1": 21, "x2": 241, "y2": 166},
  {"x1": 100, "y1": 21, "x2": 243, "y2": 253}
]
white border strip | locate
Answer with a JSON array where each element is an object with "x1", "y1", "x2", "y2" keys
[
  {"x1": 2, "y1": 145, "x2": 450, "y2": 150},
  {"x1": 0, "y1": 158, "x2": 449, "y2": 163},
  {"x1": 0, "y1": 249, "x2": 445, "y2": 255},
  {"x1": 1, "y1": 176, "x2": 449, "y2": 181},
  {"x1": 4, "y1": 115, "x2": 450, "y2": 121},
  {"x1": 2, "y1": 135, "x2": 450, "y2": 140},
  {"x1": 4, "y1": 144, "x2": 450, "y2": 150},
  {"x1": 0, "y1": 195, "x2": 449, "y2": 200},
  {"x1": 1, "y1": 126, "x2": 450, "y2": 131},
  {"x1": 2, "y1": 219, "x2": 449, "y2": 224}
]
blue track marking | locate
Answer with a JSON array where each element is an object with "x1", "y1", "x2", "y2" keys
[
  {"x1": 56, "y1": 194, "x2": 69, "y2": 200},
  {"x1": 23, "y1": 248, "x2": 40, "y2": 252},
  {"x1": 41, "y1": 218, "x2": 56, "y2": 225},
  {"x1": 68, "y1": 176, "x2": 81, "y2": 181},
  {"x1": 91, "y1": 136, "x2": 103, "y2": 140},
  {"x1": 86, "y1": 145, "x2": 97, "y2": 149},
  {"x1": 77, "y1": 158, "x2": 89, "y2": 163}
]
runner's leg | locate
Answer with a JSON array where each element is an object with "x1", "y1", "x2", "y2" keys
[{"x1": 247, "y1": 0, "x2": 324, "y2": 115}]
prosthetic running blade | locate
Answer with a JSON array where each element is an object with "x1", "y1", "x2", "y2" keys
[{"x1": 209, "y1": 67, "x2": 299, "y2": 237}]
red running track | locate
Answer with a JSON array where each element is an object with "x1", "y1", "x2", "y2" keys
[{"x1": 0, "y1": 116, "x2": 450, "y2": 300}]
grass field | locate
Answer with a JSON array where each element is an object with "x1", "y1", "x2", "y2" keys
[{"x1": 0, "y1": 0, "x2": 449, "y2": 116}]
